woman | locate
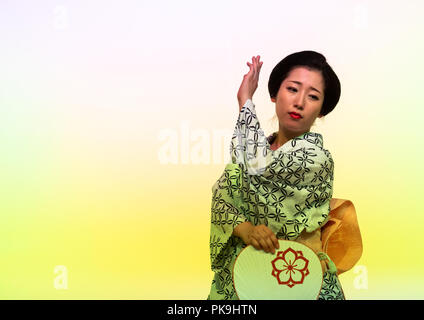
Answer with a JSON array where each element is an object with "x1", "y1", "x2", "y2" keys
[{"x1": 207, "y1": 51, "x2": 360, "y2": 300}]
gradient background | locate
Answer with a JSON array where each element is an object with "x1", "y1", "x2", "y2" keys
[{"x1": 1, "y1": 0, "x2": 423, "y2": 299}]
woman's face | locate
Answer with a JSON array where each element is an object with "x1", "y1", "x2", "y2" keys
[{"x1": 271, "y1": 66, "x2": 325, "y2": 136}]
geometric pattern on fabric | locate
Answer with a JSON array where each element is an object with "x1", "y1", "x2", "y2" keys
[{"x1": 208, "y1": 99, "x2": 338, "y2": 300}]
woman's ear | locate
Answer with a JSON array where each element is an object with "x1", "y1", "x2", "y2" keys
[{"x1": 271, "y1": 97, "x2": 276, "y2": 103}]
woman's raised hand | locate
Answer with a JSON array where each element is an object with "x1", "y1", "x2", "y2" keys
[{"x1": 237, "y1": 55, "x2": 263, "y2": 111}]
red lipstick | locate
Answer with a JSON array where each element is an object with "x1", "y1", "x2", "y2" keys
[{"x1": 289, "y1": 112, "x2": 302, "y2": 119}]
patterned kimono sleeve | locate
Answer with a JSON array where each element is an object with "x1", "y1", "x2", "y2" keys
[
  {"x1": 302, "y1": 146, "x2": 335, "y2": 233},
  {"x1": 209, "y1": 163, "x2": 248, "y2": 273},
  {"x1": 230, "y1": 99, "x2": 269, "y2": 175}
]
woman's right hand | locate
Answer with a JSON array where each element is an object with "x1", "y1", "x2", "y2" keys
[
  {"x1": 237, "y1": 55, "x2": 263, "y2": 111},
  {"x1": 233, "y1": 222, "x2": 279, "y2": 254}
]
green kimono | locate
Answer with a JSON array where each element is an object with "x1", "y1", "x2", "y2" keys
[{"x1": 207, "y1": 99, "x2": 344, "y2": 300}]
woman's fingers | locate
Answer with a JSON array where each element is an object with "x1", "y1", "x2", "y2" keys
[
  {"x1": 261, "y1": 228, "x2": 277, "y2": 254},
  {"x1": 250, "y1": 237, "x2": 261, "y2": 251},
  {"x1": 253, "y1": 236, "x2": 270, "y2": 253},
  {"x1": 250, "y1": 226, "x2": 279, "y2": 254},
  {"x1": 254, "y1": 56, "x2": 262, "y2": 80},
  {"x1": 246, "y1": 55, "x2": 262, "y2": 80},
  {"x1": 262, "y1": 237, "x2": 276, "y2": 254},
  {"x1": 246, "y1": 61, "x2": 253, "y2": 77},
  {"x1": 272, "y1": 234, "x2": 280, "y2": 251},
  {"x1": 250, "y1": 232, "x2": 265, "y2": 251},
  {"x1": 237, "y1": 55, "x2": 262, "y2": 107},
  {"x1": 262, "y1": 227, "x2": 279, "y2": 251}
]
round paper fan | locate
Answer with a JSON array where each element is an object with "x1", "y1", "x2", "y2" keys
[{"x1": 233, "y1": 240, "x2": 323, "y2": 300}]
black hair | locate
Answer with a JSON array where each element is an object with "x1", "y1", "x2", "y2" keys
[{"x1": 268, "y1": 50, "x2": 341, "y2": 116}]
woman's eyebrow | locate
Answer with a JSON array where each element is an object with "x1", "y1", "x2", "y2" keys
[{"x1": 287, "y1": 80, "x2": 321, "y2": 94}]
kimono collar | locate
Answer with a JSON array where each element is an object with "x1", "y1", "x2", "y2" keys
[{"x1": 267, "y1": 131, "x2": 325, "y2": 150}]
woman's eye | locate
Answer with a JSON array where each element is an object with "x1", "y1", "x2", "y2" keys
[
  {"x1": 310, "y1": 95, "x2": 319, "y2": 100},
  {"x1": 287, "y1": 87, "x2": 297, "y2": 92}
]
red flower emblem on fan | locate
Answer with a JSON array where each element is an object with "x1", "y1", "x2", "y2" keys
[{"x1": 271, "y1": 247, "x2": 310, "y2": 288}]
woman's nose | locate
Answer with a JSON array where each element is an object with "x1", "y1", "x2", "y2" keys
[{"x1": 294, "y1": 91, "x2": 306, "y2": 109}]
